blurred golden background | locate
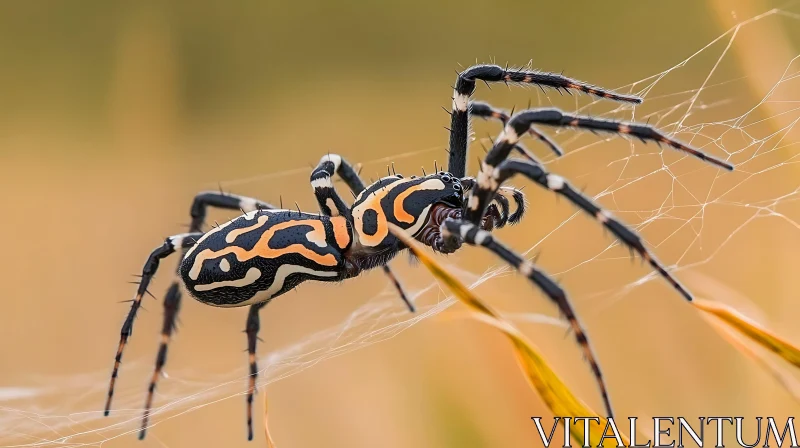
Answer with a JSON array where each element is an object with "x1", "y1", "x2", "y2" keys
[{"x1": 1, "y1": 1, "x2": 799, "y2": 447}]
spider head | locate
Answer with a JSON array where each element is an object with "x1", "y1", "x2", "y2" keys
[{"x1": 400, "y1": 171, "x2": 466, "y2": 252}]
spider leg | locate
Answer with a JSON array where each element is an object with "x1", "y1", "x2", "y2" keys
[
  {"x1": 129, "y1": 192, "x2": 275, "y2": 439},
  {"x1": 245, "y1": 301, "x2": 269, "y2": 441},
  {"x1": 461, "y1": 178, "x2": 526, "y2": 228},
  {"x1": 310, "y1": 154, "x2": 357, "y2": 218},
  {"x1": 311, "y1": 154, "x2": 415, "y2": 312},
  {"x1": 488, "y1": 108, "x2": 734, "y2": 171},
  {"x1": 440, "y1": 219, "x2": 614, "y2": 420},
  {"x1": 469, "y1": 101, "x2": 510, "y2": 124},
  {"x1": 447, "y1": 64, "x2": 642, "y2": 178},
  {"x1": 139, "y1": 283, "x2": 180, "y2": 440},
  {"x1": 189, "y1": 191, "x2": 275, "y2": 230},
  {"x1": 471, "y1": 101, "x2": 563, "y2": 158},
  {"x1": 103, "y1": 232, "x2": 202, "y2": 422},
  {"x1": 472, "y1": 158, "x2": 694, "y2": 302}
]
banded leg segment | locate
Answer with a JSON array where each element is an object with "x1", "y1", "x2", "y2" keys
[
  {"x1": 471, "y1": 159, "x2": 694, "y2": 302},
  {"x1": 447, "y1": 64, "x2": 642, "y2": 178},
  {"x1": 460, "y1": 178, "x2": 527, "y2": 228},
  {"x1": 471, "y1": 101, "x2": 563, "y2": 158},
  {"x1": 104, "y1": 233, "x2": 202, "y2": 417},
  {"x1": 484, "y1": 108, "x2": 734, "y2": 172},
  {"x1": 136, "y1": 192, "x2": 276, "y2": 438},
  {"x1": 311, "y1": 154, "x2": 415, "y2": 312},
  {"x1": 245, "y1": 302, "x2": 269, "y2": 441},
  {"x1": 139, "y1": 283, "x2": 181, "y2": 440},
  {"x1": 440, "y1": 219, "x2": 614, "y2": 420},
  {"x1": 190, "y1": 191, "x2": 275, "y2": 230},
  {"x1": 310, "y1": 154, "x2": 359, "y2": 218}
]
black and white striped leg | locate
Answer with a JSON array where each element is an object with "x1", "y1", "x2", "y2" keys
[
  {"x1": 104, "y1": 233, "x2": 202, "y2": 420},
  {"x1": 139, "y1": 283, "x2": 181, "y2": 440},
  {"x1": 447, "y1": 64, "x2": 642, "y2": 178},
  {"x1": 190, "y1": 191, "x2": 276, "y2": 230},
  {"x1": 471, "y1": 158, "x2": 694, "y2": 302},
  {"x1": 470, "y1": 101, "x2": 563, "y2": 159},
  {"x1": 483, "y1": 108, "x2": 734, "y2": 172},
  {"x1": 245, "y1": 301, "x2": 269, "y2": 441},
  {"x1": 136, "y1": 192, "x2": 276, "y2": 439},
  {"x1": 311, "y1": 154, "x2": 415, "y2": 312},
  {"x1": 440, "y1": 219, "x2": 614, "y2": 420},
  {"x1": 460, "y1": 178, "x2": 527, "y2": 228},
  {"x1": 469, "y1": 101, "x2": 510, "y2": 124},
  {"x1": 310, "y1": 154, "x2": 357, "y2": 218}
]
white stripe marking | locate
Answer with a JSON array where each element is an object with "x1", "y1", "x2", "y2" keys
[
  {"x1": 474, "y1": 230, "x2": 489, "y2": 245},
  {"x1": 502, "y1": 124, "x2": 520, "y2": 144},
  {"x1": 220, "y1": 265, "x2": 338, "y2": 307},
  {"x1": 194, "y1": 267, "x2": 262, "y2": 292},
  {"x1": 453, "y1": 91, "x2": 469, "y2": 112},
  {"x1": 468, "y1": 195, "x2": 479, "y2": 210},
  {"x1": 240, "y1": 197, "x2": 258, "y2": 212},
  {"x1": 311, "y1": 177, "x2": 333, "y2": 189},
  {"x1": 405, "y1": 204, "x2": 432, "y2": 236},
  {"x1": 320, "y1": 154, "x2": 342, "y2": 171},
  {"x1": 546, "y1": 174, "x2": 565, "y2": 190},
  {"x1": 459, "y1": 224, "x2": 472, "y2": 239}
]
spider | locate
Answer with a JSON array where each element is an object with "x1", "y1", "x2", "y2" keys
[{"x1": 104, "y1": 63, "x2": 733, "y2": 440}]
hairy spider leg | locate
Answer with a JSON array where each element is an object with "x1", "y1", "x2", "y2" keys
[
  {"x1": 447, "y1": 64, "x2": 642, "y2": 178},
  {"x1": 470, "y1": 100, "x2": 564, "y2": 158},
  {"x1": 487, "y1": 109, "x2": 734, "y2": 171},
  {"x1": 439, "y1": 219, "x2": 614, "y2": 420},
  {"x1": 186, "y1": 193, "x2": 275, "y2": 441},
  {"x1": 102, "y1": 232, "x2": 203, "y2": 439},
  {"x1": 103, "y1": 190, "x2": 274, "y2": 440},
  {"x1": 470, "y1": 158, "x2": 694, "y2": 301},
  {"x1": 310, "y1": 153, "x2": 415, "y2": 312},
  {"x1": 245, "y1": 301, "x2": 269, "y2": 441}
]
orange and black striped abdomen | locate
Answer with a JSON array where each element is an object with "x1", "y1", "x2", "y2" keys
[{"x1": 180, "y1": 210, "x2": 352, "y2": 307}]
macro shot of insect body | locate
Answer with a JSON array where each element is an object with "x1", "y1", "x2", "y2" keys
[{"x1": 103, "y1": 63, "x2": 733, "y2": 440}]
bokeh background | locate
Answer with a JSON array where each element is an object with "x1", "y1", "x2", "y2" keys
[{"x1": 2, "y1": 1, "x2": 800, "y2": 447}]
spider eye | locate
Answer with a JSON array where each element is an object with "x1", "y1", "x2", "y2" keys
[
  {"x1": 441, "y1": 174, "x2": 452, "y2": 183},
  {"x1": 452, "y1": 183, "x2": 462, "y2": 191}
]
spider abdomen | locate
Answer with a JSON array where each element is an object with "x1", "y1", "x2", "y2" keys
[{"x1": 179, "y1": 209, "x2": 351, "y2": 307}]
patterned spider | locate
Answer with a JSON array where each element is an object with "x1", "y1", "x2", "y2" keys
[{"x1": 104, "y1": 64, "x2": 733, "y2": 440}]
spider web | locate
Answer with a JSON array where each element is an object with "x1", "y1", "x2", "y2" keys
[{"x1": 3, "y1": 8, "x2": 800, "y2": 446}]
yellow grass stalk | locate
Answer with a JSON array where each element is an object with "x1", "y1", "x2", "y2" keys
[
  {"x1": 264, "y1": 386, "x2": 277, "y2": 448},
  {"x1": 693, "y1": 299, "x2": 800, "y2": 368},
  {"x1": 388, "y1": 223, "x2": 629, "y2": 447}
]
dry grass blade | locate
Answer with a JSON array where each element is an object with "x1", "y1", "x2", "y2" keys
[
  {"x1": 693, "y1": 299, "x2": 800, "y2": 367},
  {"x1": 264, "y1": 386, "x2": 277, "y2": 448},
  {"x1": 704, "y1": 315, "x2": 800, "y2": 403},
  {"x1": 387, "y1": 224, "x2": 628, "y2": 447}
]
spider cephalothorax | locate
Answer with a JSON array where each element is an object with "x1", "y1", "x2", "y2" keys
[{"x1": 104, "y1": 63, "x2": 733, "y2": 440}]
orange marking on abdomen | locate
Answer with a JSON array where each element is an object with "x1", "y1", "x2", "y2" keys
[
  {"x1": 226, "y1": 215, "x2": 269, "y2": 243},
  {"x1": 352, "y1": 178, "x2": 416, "y2": 247},
  {"x1": 189, "y1": 220, "x2": 337, "y2": 280},
  {"x1": 392, "y1": 179, "x2": 445, "y2": 224},
  {"x1": 330, "y1": 217, "x2": 352, "y2": 249}
]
